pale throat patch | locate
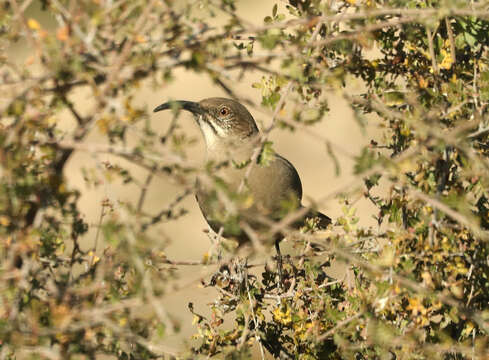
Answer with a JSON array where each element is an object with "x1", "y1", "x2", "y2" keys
[{"x1": 198, "y1": 115, "x2": 226, "y2": 149}]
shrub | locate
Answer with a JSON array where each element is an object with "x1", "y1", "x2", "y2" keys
[{"x1": 1, "y1": 0, "x2": 489, "y2": 359}]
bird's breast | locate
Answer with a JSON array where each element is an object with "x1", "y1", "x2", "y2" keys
[{"x1": 196, "y1": 154, "x2": 303, "y2": 224}]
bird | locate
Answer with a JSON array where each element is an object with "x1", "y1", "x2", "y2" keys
[{"x1": 153, "y1": 97, "x2": 331, "y2": 282}]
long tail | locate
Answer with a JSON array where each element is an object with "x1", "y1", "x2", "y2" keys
[{"x1": 303, "y1": 208, "x2": 332, "y2": 229}]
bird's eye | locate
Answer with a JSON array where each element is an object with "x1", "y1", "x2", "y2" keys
[{"x1": 219, "y1": 107, "x2": 230, "y2": 116}]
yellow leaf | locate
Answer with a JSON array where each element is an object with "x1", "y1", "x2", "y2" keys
[
  {"x1": 88, "y1": 251, "x2": 100, "y2": 265},
  {"x1": 25, "y1": 55, "x2": 35, "y2": 66},
  {"x1": 377, "y1": 246, "x2": 395, "y2": 266},
  {"x1": 273, "y1": 305, "x2": 292, "y2": 326},
  {"x1": 27, "y1": 18, "x2": 41, "y2": 30},
  {"x1": 465, "y1": 321, "x2": 475, "y2": 334},
  {"x1": 406, "y1": 297, "x2": 427, "y2": 316},
  {"x1": 55, "y1": 333, "x2": 70, "y2": 344},
  {"x1": 0, "y1": 216, "x2": 10, "y2": 227},
  {"x1": 439, "y1": 49, "x2": 453, "y2": 70},
  {"x1": 242, "y1": 194, "x2": 254, "y2": 209},
  {"x1": 418, "y1": 76, "x2": 428, "y2": 89},
  {"x1": 56, "y1": 26, "x2": 70, "y2": 41},
  {"x1": 96, "y1": 116, "x2": 112, "y2": 134}
]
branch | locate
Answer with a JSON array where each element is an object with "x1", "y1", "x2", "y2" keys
[
  {"x1": 426, "y1": 25, "x2": 439, "y2": 75},
  {"x1": 445, "y1": 17, "x2": 456, "y2": 65}
]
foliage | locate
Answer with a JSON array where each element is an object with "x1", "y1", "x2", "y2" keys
[{"x1": 2, "y1": 0, "x2": 489, "y2": 359}]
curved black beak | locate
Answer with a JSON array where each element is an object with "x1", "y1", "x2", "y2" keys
[{"x1": 153, "y1": 100, "x2": 205, "y2": 115}]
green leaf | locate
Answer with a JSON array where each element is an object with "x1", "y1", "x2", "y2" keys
[
  {"x1": 354, "y1": 148, "x2": 377, "y2": 174},
  {"x1": 464, "y1": 32, "x2": 477, "y2": 47},
  {"x1": 258, "y1": 141, "x2": 275, "y2": 167}
]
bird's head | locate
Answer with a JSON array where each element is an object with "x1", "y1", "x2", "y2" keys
[{"x1": 154, "y1": 97, "x2": 259, "y2": 149}]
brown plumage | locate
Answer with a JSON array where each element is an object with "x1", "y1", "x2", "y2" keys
[{"x1": 153, "y1": 97, "x2": 331, "y2": 248}]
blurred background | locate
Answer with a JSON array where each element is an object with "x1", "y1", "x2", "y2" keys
[{"x1": 7, "y1": 0, "x2": 380, "y2": 351}]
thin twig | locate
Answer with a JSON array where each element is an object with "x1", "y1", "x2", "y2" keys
[
  {"x1": 137, "y1": 169, "x2": 155, "y2": 213},
  {"x1": 143, "y1": 188, "x2": 192, "y2": 229},
  {"x1": 60, "y1": 94, "x2": 85, "y2": 126},
  {"x1": 316, "y1": 312, "x2": 362, "y2": 342},
  {"x1": 244, "y1": 262, "x2": 266, "y2": 360},
  {"x1": 426, "y1": 26, "x2": 439, "y2": 75},
  {"x1": 90, "y1": 200, "x2": 106, "y2": 268},
  {"x1": 445, "y1": 17, "x2": 456, "y2": 65}
]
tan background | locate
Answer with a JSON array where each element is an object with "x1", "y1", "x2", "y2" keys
[{"x1": 9, "y1": 0, "x2": 380, "y2": 353}]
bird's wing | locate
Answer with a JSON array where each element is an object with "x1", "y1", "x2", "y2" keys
[
  {"x1": 274, "y1": 155, "x2": 331, "y2": 230},
  {"x1": 273, "y1": 154, "x2": 303, "y2": 201}
]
